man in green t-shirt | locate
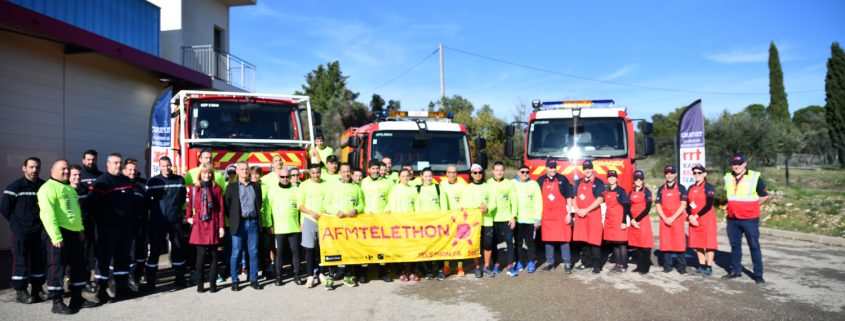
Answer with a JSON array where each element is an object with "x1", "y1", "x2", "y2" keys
[
  {"x1": 298, "y1": 164, "x2": 327, "y2": 289},
  {"x1": 309, "y1": 132, "x2": 334, "y2": 170},
  {"x1": 487, "y1": 161, "x2": 518, "y2": 277},
  {"x1": 326, "y1": 163, "x2": 365, "y2": 288}
]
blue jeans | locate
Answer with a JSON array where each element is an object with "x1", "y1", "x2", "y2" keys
[
  {"x1": 727, "y1": 218, "x2": 763, "y2": 278},
  {"x1": 230, "y1": 218, "x2": 260, "y2": 283},
  {"x1": 663, "y1": 252, "x2": 687, "y2": 270},
  {"x1": 545, "y1": 242, "x2": 571, "y2": 266}
]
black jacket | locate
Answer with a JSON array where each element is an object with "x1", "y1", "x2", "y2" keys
[
  {"x1": 224, "y1": 181, "x2": 262, "y2": 234},
  {"x1": 536, "y1": 173, "x2": 574, "y2": 198},
  {"x1": 90, "y1": 173, "x2": 136, "y2": 226},
  {"x1": 1, "y1": 177, "x2": 45, "y2": 234},
  {"x1": 80, "y1": 167, "x2": 102, "y2": 189},
  {"x1": 146, "y1": 174, "x2": 186, "y2": 223}
]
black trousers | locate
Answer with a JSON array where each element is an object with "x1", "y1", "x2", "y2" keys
[
  {"x1": 274, "y1": 233, "x2": 301, "y2": 278},
  {"x1": 579, "y1": 242, "x2": 603, "y2": 269},
  {"x1": 44, "y1": 229, "x2": 87, "y2": 297},
  {"x1": 146, "y1": 220, "x2": 187, "y2": 273},
  {"x1": 515, "y1": 223, "x2": 536, "y2": 265},
  {"x1": 82, "y1": 215, "x2": 97, "y2": 276},
  {"x1": 195, "y1": 245, "x2": 218, "y2": 286},
  {"x1": 130, "y1": 220, "x2": 147, "y2": 278},
  {"x1": 95, "y1": 224, "x2": 132, "y2": 283},
  {"x1": 632, "y1": 247, "x2": 652, "y2": 273},
  {"x1": 10, "y1": 231, "x2": 45, "y2": 290},
  {"x1": 493, "y1": 222, "x2": 515, "y2": 267}
]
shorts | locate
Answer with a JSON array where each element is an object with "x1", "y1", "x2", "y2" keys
[
  {"x1": 300, "y1": 219, "x2": 319, "y2": 249},
  {"x1": 481, "y1": 226, "x2": 494, "y2": 251}
]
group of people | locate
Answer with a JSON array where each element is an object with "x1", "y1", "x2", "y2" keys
[{"x1": 2, "y1": 131, "x2": 769, "y2": 315}]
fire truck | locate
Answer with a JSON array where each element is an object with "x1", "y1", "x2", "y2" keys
[
  {"x1": 504, "y1": 100, "x2": 655, "y2": 190},
  {"x1": 148, "y1": 90, "x2": 320, "y2": 178},
  {"x1": 340, "y1": 110, "x2": 487, "y2": 183}
]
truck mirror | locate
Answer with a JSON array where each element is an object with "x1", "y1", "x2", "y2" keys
[
  {"x1": 504, "y1": 139, "x2": 514, "y2": 159},
  {"x1": 505, "y1": 124, "x2": 515, "y2": 137},
  {"x1": 312, "y1": 112, "x2": 322, "y2": 127},
  {"x1": 644, "y1": 136, "x2": 655, "y2": 156},
  {"x1": 641, "y1": 121, "x2": 654, "y2": 135},
  {"x1": 348, "y1": 136, "x2": 360, "y2": 148},
  {"x1": 349, "y1": 151, "x2": 360, "y2": 170},
  {"x1": 475, "y1": 137, "x2": 487, "y2": 150},
  {"x1": 476, "y1": 151, "x2": 488, "y2": 170}
]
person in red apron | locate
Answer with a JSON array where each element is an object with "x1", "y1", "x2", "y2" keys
[
  {"x1": 602, "y1": 171, "x2": 631, "y2": 273},
  {"x1": 687, "y1": 164, "x2": 717, "y2": 277},
  {"x1": 655, "y1": 165, "x2": 689, "y2": 274},
  {"x1": 536, "y1": 159, "x2": 575, "y2": 273},
  {"x1": 573, "y1": 160, "x2": 606, "y2": 274},
  {"x1": 628, "y1": 170, "x2": 654, "y2": 274}
]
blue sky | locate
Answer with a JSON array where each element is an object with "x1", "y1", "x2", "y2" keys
[{"x1": 230, "y1": 1, "x2": 844, "y2": 121}]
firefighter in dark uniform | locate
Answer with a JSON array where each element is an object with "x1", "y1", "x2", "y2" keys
[
  {"x1": 80, "y1": 149, "x2": 102, "y2": 292},
  {"x1": 122, "y1": 158, "x2": 148, "y2": 290},
  {"x1": 89, "y1": 153, "x2": 138, "y2": 302},
  {"x1": 1, "y1": 157, "x2": 48, "y2": 304},
  {"x1": 144, "y1": 156, "x2": 188, "y2": 290}
]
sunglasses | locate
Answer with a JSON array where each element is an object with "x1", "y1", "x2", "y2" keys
[
  {"x1": 471, "y1": 171, "x2": 483, "y2": 174},
  {"x1": 279, "y1": 175, "x2": 289, "y2": 178},
  {"x1": 692, "y1": 171, "x2": 704, "y2": 175},
  {"x1": 519, "y1": 170, "x2": 529, "y2": 174}
]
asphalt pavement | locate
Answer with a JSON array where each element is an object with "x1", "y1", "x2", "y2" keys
[{"x1": 1, "y1": 226, "x2": 843, "y2": 321}]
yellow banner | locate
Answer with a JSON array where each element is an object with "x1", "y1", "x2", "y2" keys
[{"x1": 319, "y1": 209, "x2": 482, "y2": 266}]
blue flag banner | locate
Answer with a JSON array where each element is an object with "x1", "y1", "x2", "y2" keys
[
  {"x1": 678, "y1": 100, "x2": 705, "y2": 187},
  {"x1": 151, "y1": 87, "x2": 173, "y2": 148}
]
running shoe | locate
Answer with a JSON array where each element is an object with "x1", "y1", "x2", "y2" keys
[
  {"x1": 410, "y1": 274, "x2": 420, "y2": 282},
  {"x1": 474, "y1": 268, "x2": 483, "y2": 278},
  {"x1": 506, "y1": 267, "x2": 518, "y2": 277},
  {"x1": 516, "y1": 262, "x2": 524, "y2": 272},
  {"x1": 483, "y1": 268, "x2": 496, "y2": 278},
  {"x1": 325, "y1": 278, "x2": 335, "y2": 290},
  {"x1": 526, "y1": 261, "x2": 536, "y2": 273},
  {"x1": 456, "y1": 266, "x2": 465, "y2": 277},
  {"x1": 399, "y1": 274, "x2": 409, "y2": 282},
  {"x1": 437, "y1": 270, "x2": 446, "y2": 281}
]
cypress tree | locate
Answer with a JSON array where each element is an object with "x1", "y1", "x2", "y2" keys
[
  {"x1": 768, "y1": 42, "x2": 790, "y2": 122},
  {"x1": 826, "y1": 42, "x2": 845, "y2": 167}
]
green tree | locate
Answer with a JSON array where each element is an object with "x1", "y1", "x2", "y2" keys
[
  {"x1": 296, "y1": 61, "x2": 363, "y2": 147},
  {"x1": 387, "y1": 99, "x2": 401, "y2": 111},
  {"x1": 793, "y1": 106, "x2": 833, "y2": 161},
  {"x1": 370, "y1": 94, "x2": 385, "y2": 114},
  {"x1": 768, "y1": 42, "x2": 790, "y2": 122},
  {"x1": 744, "y1": 104, "x2": 767, "y2": 118},
  {"x1": 430, "y1": 95, "x2": 510, "y2": 164},
  {"x1": 826, "y1": 42, "x2": 845, "y2": 167}
]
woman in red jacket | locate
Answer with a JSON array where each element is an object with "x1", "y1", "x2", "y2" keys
[
  {"x1": 627, "y1": 170, "x2": 654, "y2": 274},
  {"x1": 186, "y1": 165, "x2": 225, "y2": 293},
  {"x1": 602, "y1": 171, "x2": 631, "y2": 273},
  {"x1": 687, "y1": 164, "x2": 717, "y2": 277}
]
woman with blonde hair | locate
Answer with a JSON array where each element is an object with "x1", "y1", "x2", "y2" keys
[{"x1": 186, "y1": 165, "x2": 224, "y2": 293}]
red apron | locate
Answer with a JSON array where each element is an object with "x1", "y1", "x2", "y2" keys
[
  {"x1": 627, "y1": 187, "x2": 654, "y2": 248},
  {"x1": 687, "y1": 183, "x2": 718, "y2": 250},
  {"x1": 602, "y1": 187, "x2": 628, "y2": 242},
  {"x1": 541, "y1": 178, "x2": 571, "y2": 242},
  {"x1": 658, "y1": 183, "x2": 687, "y2": 252},
  {"x1": 573, "y1": 178, "x2": 603, "y2": 246}
]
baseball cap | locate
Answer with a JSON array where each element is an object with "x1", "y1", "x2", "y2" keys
[
  {"x1": 664, "y1": 165, "x2": 677, "y2": 174},
  {"x1": 470, "y1": 164, "x2": 483, "y2": 172},
  {"x1": 633, "y1": 170, "x2": 645, "y2": 180},
  {"x1": 582, "y1": 160, "x2": 594, "y2": 169},
  {"x1": 730, "y1": 154, "x2": 746, "y2": 165},
  {"x1": 691, "y1": 164, "x2": 707, "y2": 172},
  {"x1": 607, "y1": 170, "x2": 618, "y2": 178},
  {"x1": 326, "y1": 155, "x2": 338, "y2": 163},
  {"x1": 546, "y1": 159, "x2": 557, "y2": 167}
]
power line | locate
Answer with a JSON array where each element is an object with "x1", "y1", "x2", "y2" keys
[
  {"x1": 371, "y1": 48, "x2": 439, "y2": 92},
  {"x1": 445, "y1": 46, "x2": 823, "y2": 96}
]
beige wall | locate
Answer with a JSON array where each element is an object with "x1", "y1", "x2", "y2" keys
[
  {"x1": 152, "y1": 0, "x2": 231, "y2": 64},
  {"x1": 0, "y1": 30, "x2": 165, "y2": 250}
]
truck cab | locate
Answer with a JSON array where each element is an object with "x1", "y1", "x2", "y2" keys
[
  {"x1": 341, "y1": 110, "x2": 487, "y2": 183},
  {"x1": 505, "y1": 99, "x2": 654, "y2": 189}
]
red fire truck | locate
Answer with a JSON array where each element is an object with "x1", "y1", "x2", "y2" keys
[
  {"x1": 340, "y1": 110, "x2": 487, "y2": 183},
  {"x1": 148, "y1": 90, "x2": 320, "y2": 178},
  {"x1": 504, "y1": 99, "x2": 654, "y2": 190}
]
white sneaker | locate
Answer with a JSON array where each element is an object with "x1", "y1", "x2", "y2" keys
[{"x1": 306, "y1": 276, "x2": 316, "y2": 288}]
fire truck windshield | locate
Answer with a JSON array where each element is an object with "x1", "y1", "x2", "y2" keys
[
  {"x1": 190, "y1": 100, "x2": 298, "y2": 141},
  {"x1": 371, "y1": 131, "x2": 471, "y2": 172},
  {"x1": 527, "y1": 118, "x2": 627, "y2": 159}
]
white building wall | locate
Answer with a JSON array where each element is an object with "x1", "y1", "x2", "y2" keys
[{"x1": 0, "y1": 30, "x2": 164, "y2": 250}]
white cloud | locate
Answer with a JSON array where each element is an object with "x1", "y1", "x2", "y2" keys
[{"x1": 601, "y1": 64, "x2": 638, "y2": 80}]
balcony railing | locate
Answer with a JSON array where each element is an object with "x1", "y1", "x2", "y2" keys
[{"x1": 182, "y1": 45, "x2": 255, "y2": 92}]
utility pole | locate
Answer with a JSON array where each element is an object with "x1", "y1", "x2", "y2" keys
[{"x1": 439, "y1": 43, "x2": 445, "y2": 98}]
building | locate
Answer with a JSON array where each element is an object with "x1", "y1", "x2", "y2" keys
[{"x1": 0, "y1": 0, "x2": 257, "y2": 274}]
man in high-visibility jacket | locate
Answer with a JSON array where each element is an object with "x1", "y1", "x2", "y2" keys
[
  {"x1": 440, "y1": 164, "x2": 467, "y2": 276},
  {"x1": 325, "y1": 163, "x2": 365, "y2": 288},
  {"x1": 723, "y1": 154, "x2": 769, "y2": 284},
  {"x1": 487, "y1": 161, "x2": 518, "y2": 276},
  {"x1": 459, "y1": 164, "x2": 495, "y2": 278}
]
